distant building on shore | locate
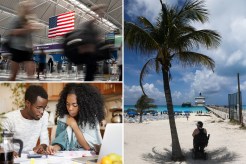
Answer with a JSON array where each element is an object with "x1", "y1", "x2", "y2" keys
[{"x1": 195, "y1": 93, "x2": 205, "y2": 106}]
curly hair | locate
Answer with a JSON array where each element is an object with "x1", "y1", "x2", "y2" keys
[
  {"x1": 56, "y1": 83, "x2": 105, "y2": 128},
  {"x1": 25, "y1": 85, "x2": 48, "y2": 104}
]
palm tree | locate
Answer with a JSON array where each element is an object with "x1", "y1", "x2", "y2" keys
[
  {"x1": 135, "y1": 94, "x2": 157, "y2": 123},
  {"x1": 125, "y1": 0, "x2": 221, "y2": 161}
]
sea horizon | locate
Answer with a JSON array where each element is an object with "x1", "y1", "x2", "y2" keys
[{"x1": 124, "y1": 104, "x2": 246, "y2": 112}]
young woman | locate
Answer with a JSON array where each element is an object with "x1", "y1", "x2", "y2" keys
[{"x1": 46, "y1": 83, "x2": 105, "y2": 154}]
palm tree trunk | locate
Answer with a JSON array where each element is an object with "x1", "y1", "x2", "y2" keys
[
  {"x1": 140, "y1": 111, "x2": 143, "y2": 123},
  {"x1": 162, "y1": 68, "x2": 184, "y2": 161}
]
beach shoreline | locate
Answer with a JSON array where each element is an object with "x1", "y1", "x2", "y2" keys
[{"x1": 124, "y1": 113, "x2": 246, "y2": 164}]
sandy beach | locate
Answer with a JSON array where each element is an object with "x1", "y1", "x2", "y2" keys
[{"x1": 124, "y1": 113, "x2": 246, "y2": 164}]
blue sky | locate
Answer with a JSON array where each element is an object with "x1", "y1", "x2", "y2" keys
[{"x1": 124, "y1": 0, "x2": 246, "y2": 105}]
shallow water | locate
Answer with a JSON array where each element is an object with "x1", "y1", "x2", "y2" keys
[
  {"x1": 125, "y1": 105, "x2": 246, "y2": 113},
  {"x1": 124, "y1": 105, "x2": 208, "y2": 113}
]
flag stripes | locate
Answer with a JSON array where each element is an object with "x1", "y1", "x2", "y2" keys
[{"x1": 48, "y1": 11, "x2": 75, "y2": 38}]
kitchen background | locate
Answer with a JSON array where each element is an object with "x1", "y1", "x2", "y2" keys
[{"x1": 0, "y1": 82, "x2": 122, "y2": 142}]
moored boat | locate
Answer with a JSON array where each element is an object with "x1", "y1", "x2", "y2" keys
[{"x1": 182, "y1": 102, "x2": 192, "y2": 107}]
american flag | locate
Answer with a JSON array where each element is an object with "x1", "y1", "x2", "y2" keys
[{"x1": 48, "y1": 11, "x2": 75, "y2": 38}]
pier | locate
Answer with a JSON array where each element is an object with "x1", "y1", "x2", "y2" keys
[{"x1": 205, "y1": 106, "x2": 246, "y2": 125}]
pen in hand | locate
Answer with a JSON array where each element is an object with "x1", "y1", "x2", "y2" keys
[
  {"x1": 34, "y1": 145, "x2": 48, "y2": 158},
  {"x1": 43, "y1": 150, "x2": 48, "y2": 158}
]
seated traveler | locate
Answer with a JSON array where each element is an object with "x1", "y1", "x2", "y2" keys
[{"x1": 192, "y1": 121, "x2": 208, "y2": 153}]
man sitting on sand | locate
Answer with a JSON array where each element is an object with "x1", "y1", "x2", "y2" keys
[{"x1": 192, "y1": 121, "x2": 208, "y2": 153}]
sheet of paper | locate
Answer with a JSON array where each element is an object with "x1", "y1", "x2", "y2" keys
[
  {"x1": 53, "y1": 151, "x2": 92, "y2": 158},
  {"x1": 14, "y1": 151, "x2": 93, "y2": 164}
]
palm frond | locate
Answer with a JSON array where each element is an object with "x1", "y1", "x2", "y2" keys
[
  {"x1": 155, "y1": 59, "x2": 161, "y2": 74},
  {"x1": 140, "y1": 58, "x2": 157, "y2": 95},
  {"x1": 176, "y1": 0, "x2": 209, "y2": 24},
  {"x1": 177, "y1": 51, "x2": 215, "y2": 71},
  {"x1": 178, "y1": 29, "x2": 221, "y2": 50},
  {"x1": 137, "y1": 17, "x2": 155, "y2": 32},
  {"x1": 135, "y1": 94, "x2": 157, "y2": 113},
  {"x1": 125, "y1": 21, "x2": 159, "y2": 55}
]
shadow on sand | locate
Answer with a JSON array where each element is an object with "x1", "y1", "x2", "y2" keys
[{"x1": 142, "y1": 147, "x2": 239, "y2": 164}]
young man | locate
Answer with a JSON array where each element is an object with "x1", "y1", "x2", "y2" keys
[{"x1": 1, "y1": 85, "x2": 49, "y2": 155}]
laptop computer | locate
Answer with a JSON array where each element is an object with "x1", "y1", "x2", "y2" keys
[{"x1": 72, "y1": 123, "x2": 123, "y2": 163}]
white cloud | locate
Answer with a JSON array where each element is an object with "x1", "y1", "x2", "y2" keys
[
  {"x1": 198, "y1": 0, "x2": 246, "y2": 76},
  {"x1": 240, "y1": 81, "x2": 246, "y2": 91},
  {"x1": 172, "y1": 91, "x2": 182, "y2": 99},
  {"x1": 124, "y1": 64, "x2": 141, "y2": 77},
  {"x1": 156, "y1": 80, "x2": 163, "y2": 85},
  {"x1": 124, "y1": 83, "x2": 165, "y2": 104},
  {"x1": 226, "y1": 50, "x2": 244, "y2": 67},
  {"x1": 126, "y1": 0, "x2": 181, "y2": 22},
  {"x1": 126, "y1": 0, "x2": 162, "y2": 21},
  {"x1": 188, "y1": 69, "x2": 232, "y2": 99},
  {"x1": 143, "y1": 83, "x2": 164, "y2": 98},
  {"x1": 230, "y1": 18, "x2": 246, "y2": 43},
  {"x1": 182, "y1": 72, "x2": 195, "y2": 83},
  {"x1": 124, "y1": 84, "x2": 142, "y2": 99},
  {"x1": 124, "y1": 82, "x2": 185, "y2": 105}
]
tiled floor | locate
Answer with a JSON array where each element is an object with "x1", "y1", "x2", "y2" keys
[{"x1": 0, "y1": 71, "x2": 119, "y2": 81}]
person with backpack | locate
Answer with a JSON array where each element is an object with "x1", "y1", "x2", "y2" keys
[
  {"x1": 192, "y1": 121, "x2": 208, "y2": 153},
  {"x1": 63, "y1": 4, "x2": 113, "y2": 81},
  {"x1": 37, "y1": 49, "x2": 46, "y2": 79},
  {"x1": 47, "y1": 57, "x2": 54, "y2": 73},
  {"x1": 7, "y1": 1, "x2": 41, "y2": 81}
]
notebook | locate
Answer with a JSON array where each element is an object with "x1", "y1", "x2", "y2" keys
[{"x1": 72, "y1": 123, "x2": 123, "y2": 163}]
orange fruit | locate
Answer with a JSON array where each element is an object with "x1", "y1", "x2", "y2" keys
[
  {"x1": 107, "y1": 153, "x2": 121, "y2": 162},
  {"x1": 101, "y1": 156, "x2": 113, "y2": 164},
  {"x1": 112, "y1": 161, "x2": 122, "y2": 164}
]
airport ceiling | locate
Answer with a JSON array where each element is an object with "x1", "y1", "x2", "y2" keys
[{"x1": 0, "y1": 0, "x2": 122, "y2": 44}]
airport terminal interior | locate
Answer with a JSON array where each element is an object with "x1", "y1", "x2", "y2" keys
[{"x1": 0, "y1": 0, "x2": 122, "y2": 81}]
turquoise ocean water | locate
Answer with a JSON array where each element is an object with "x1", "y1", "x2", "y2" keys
[{"x1": 124, "y1": 105, "x2": 246, "y2": 113}]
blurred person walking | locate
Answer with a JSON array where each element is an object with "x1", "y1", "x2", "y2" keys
[
  {"x1": 47, "y1": 57, "x2": 54, "y2": 73},
  {"x1": 0, "y1": 54, "x2": 3, "y2": 63},
  {"x1": 79, "y1": 4, "x2": 106, "y2": 81},
  {"x1": 7, "y1": 1, "x2": 40, "y2": 81},
  {"x1": 37, "y1": 49, "x2": 46, "y2": 79},
  {"x1": 64, "y1": 4, "x2": 113, "y2": 81}
]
